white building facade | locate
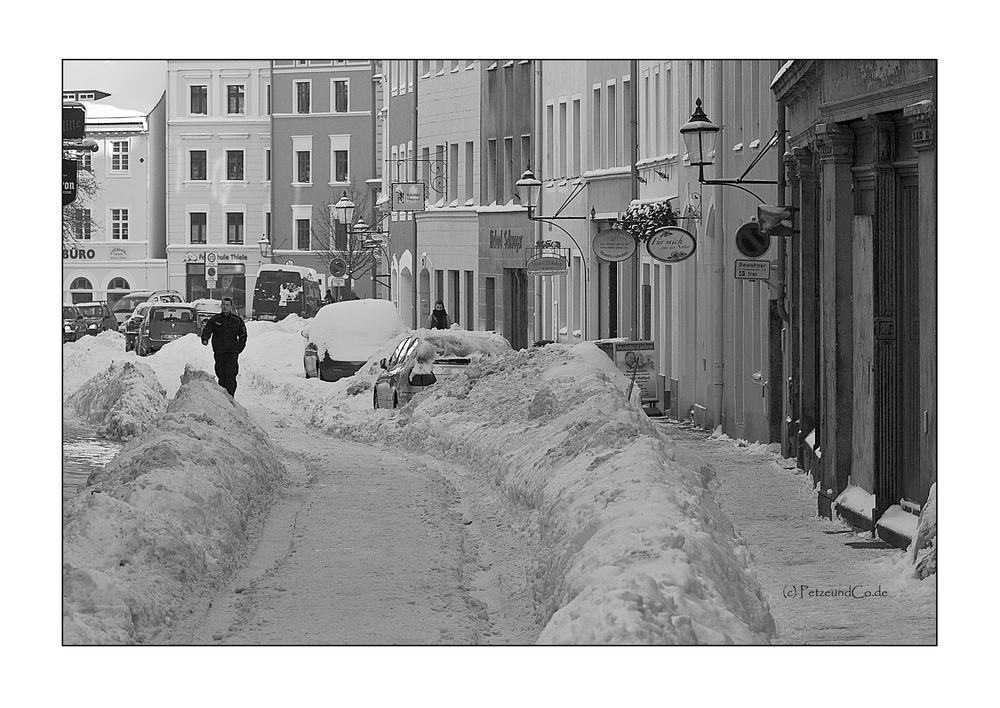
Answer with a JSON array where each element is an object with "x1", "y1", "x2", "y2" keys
[
  {"x1": 62, "y1": 97, "x2": 168, "y2": 305},
  {"x1": 165, "y1": 60, "x2": 271, "y2": 313}
]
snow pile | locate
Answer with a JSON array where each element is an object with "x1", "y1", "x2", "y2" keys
[
  {"x1": 334, "y1": 342, "x2": 775, "y2": 644},
  {"x1": 908, "y1": 483, "x2": 937, "y2": 579},
  {"x1": 63, "y1": 366, "x2": 288, "y2": 644},
  {"x1": 418, "y1": 327, "x2": 512, "y2": 358},
  {"x1": 65, "y1": 360, "x2": 167, "y2": 441}
]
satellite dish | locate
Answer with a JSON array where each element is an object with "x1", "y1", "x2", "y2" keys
[{"x1": 735, "y1": 219, "x2": 770, "y2": 258}]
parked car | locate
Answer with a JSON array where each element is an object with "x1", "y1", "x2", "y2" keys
[
  {"x1": 74, "y1": 301, "x2": 118, "y2": 336},
  {"x1": 122, "y1": 302, "x2": 152, "y2": 352},
  {"x1": 302, "y1": 299, "x2": 408, "y2": 382},
  {"x1": 373, "y1": 329, "x2": 512, "y2": 409},
  {"x1": 63, "y1": 305, "x2": 88, "y2": 343},
  {"x1": 112, "y1": 290, "x2": 185, "y2": 330},
  {"x1": 135, "y1": 303, "x2": 200, "y2": 357},
  {"x1": 190, "y1": 298, "x2": 223, "y2": 329}
]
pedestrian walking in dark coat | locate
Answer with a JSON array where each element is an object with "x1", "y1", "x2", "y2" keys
[
  {"x1": 201, "y1": 297, "x2": 248, "y2": 397},
  {"x1": 425, "y1": 299, "x2": 452, "y2": 329}
]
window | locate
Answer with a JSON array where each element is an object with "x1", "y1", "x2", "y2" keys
[
  {"x1": 485, "y1": 277, "x2": 496, "y2": 331},
  {"x1": 227, "y1": 85, "x2": 245, "y2": 115},
  {"x1": 191, "y1": 85, "x2": 207, "y2": 115},
  {"x1": 226, "y1": 213, "x2": 244, "y2": 244},
  {"x1": 296, "y1": 218, "x2": 310, "y2": 250},
  {"x1": 593, "y1": 87, "x2": 602, "y2": 169},
  {"x1": 334, "y1": 150, "x2": 348, "y2": 183},
  {"x1": 465, "y1": 141, "x2": 474, "y2": 203},
  {"x1": 572, "y1": 99, "x2": 581, "y2": 175},
  {"x1": 545, "y1": 103, "x2": 554, "y2": 177},
  {"x1": 111, "y1": 208, "x2": 129, "y2": 240},
  {"x1": 449, "y1": 143, "x2": 459, "y2": 202},
  {"x1": 266, "y1": 84, "x2": 271, "y2": 115},
  {"x1": 487, "y1": 139, "x2": 497, "y2": 204},
  {"x1": 330, "y1": 135, "x2": 350, "y2": 184},
  {"x1": 78, "y1": 151, "x2": 92, "y2": 172},
  {"x1": 111, "y1": 140, "x2": 129, "y2": 172},
  {"x1": 559, "y1": 101, "x2": 567, "y2": 177},
  {"x1": 608, "y1": 82, "x2": 618, "y2": 166},
  {"x1": 226, "y1": 150, "x2": 244, "y2": 181},
  {"x1": 73, "y1": 208, "x2": 92, "y2": 240},
  {"x1": 333, "y1": 80, "x2": 348, "y2": 112},
  {"x1": 265, "y1": 149, "x2": 271, "y2": 182},
  {"x1": 79, "y1": 93, "x2": 94, "y2": 101},
  {"x1": 465, "y1": 270, "x2": 474, "y2": 330},
  {"x1": 296, "y1": 151, "x2": 311, "y2": 183},
  {"x1": 295, "y1": 81, "x2": 310, "y2": 114},
  {"x1": 503, "y1": 137, "x2": 514, "y2": 204},
  {"x1": 190, "y1": 212, "x2": 207, "y2": 244},
  {"x1": 190, "y1": 150, "x2": 207, "y2": 180}
]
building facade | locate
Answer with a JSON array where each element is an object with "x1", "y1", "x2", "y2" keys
[
  {"x1": 772, "y1": 60, "x2": 937, "y2": 528},
  {"x1": 164, "y1": 60, "x2": 271, "y2": 313},
  {"x1": 62, "y1": 95, "x2": 168, "y2": 305},
  {"x1": 270, "y1": 60, "x2": 378, "y2": 300}
]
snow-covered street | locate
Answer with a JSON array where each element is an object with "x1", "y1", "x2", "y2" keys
[{"x1": 58, "y1": 313, "x2": 937, "y2": 650}]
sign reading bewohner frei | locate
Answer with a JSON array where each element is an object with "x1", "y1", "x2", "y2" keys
[
  {"x1": 646, "y1": 226, "x2": 697, "y2": 263},
  {"x1": 593, "y1": 229, "x2": 636, "y2": 262}
]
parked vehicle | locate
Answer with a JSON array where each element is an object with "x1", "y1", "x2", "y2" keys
[
  {"x1": 252, "y1": 264, "x2": 322, "y2": 322},
  {"x1": 302, "y1": 299, "x2": 407, "y2": 382},
  {"x1": 373, "y1": 329, "x2": 512, "y2": 409},
  {"x1": 135, "y1": 304, "x2": 200, "y2": 357},
  {"x1": 190, "y1": 298, "x2": 223, "y2": 329},
  {"x1": 122, "y1": 302, "x2": 152, "y2": 352},
  {"x1": 112, "y1": 290, "x2": 185, "y2": 330},
  {"x1": 63, "y1": 305, "x2": 88, "y2": 342},
  {"x1": 75, "y1": 301, "x2": 118, "y2": 336}
]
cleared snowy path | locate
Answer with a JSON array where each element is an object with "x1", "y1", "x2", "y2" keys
[
  {"x1": 656, "y1": 419, "x2": 936, "y2": 645},
  {"x1": 169, "y1": 398, "x2": 541, "y2": 645}
]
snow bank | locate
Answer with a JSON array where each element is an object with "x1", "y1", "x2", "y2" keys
[
  {"x1": 63, "y1": 366, "x2": 288, "y2": 644},
  {"x1": 330, "y1": 342, "x2": 775, "y2": 644},
  {"x1": 908, "y1": 483, "x2": 937, "y2": 579},
  {"x1": 304, "y1": 299, "x2": 408, "y2": 361},
  {"x1": 65, "y1": 360, "x2": 167, "y2": 441}
]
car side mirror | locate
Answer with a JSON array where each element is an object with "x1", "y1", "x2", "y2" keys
[{"x1": 380, "y1": 358, "x2": 387, "y2": 369}]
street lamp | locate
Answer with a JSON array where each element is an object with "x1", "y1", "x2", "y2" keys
[
  {"x1": 334, "y1": 191, "x2": 355, "y2": 225},
  {"x1": 680, "y1": 98, "x2": 777, "y2": 198},
  {"x1": 258, "y1": 234, "x2": 274, "y2": 260}
]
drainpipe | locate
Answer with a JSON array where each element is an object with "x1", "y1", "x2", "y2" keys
[
  {"x1": 630, "y1": 59, "x2": 640, "y2": 340},
  {"x1": 535, "y1": 60, "x2": 544, "y2": 342},
  {"x1": 711, "y1": 63, "x2": 725, "y2": 429},
  {"x1": 412, "y1": 60, "x2": 419, "y2": 329},
  {"x1": 776, "y1": 101, "x2": 789, "y2": 322}
]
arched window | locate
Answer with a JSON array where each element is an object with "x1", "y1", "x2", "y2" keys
[
  {"x1": 106, "y1": 277, "x2": 131, "y2": 308},
  {"x1": 70, "y1": 277, "x2": 93, "y2": 305}
]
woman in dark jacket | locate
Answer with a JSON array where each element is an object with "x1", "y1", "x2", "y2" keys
[{"x1": 425, "y1": 300, "x2": 452, "y2": 329}]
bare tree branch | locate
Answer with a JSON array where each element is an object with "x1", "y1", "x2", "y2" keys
[
  {"x1": 311, "y1": 181, "x2": 379, "y2": 295},
  {"x1": 62, "y1": 151, "x2": 102, "y2": 248}
]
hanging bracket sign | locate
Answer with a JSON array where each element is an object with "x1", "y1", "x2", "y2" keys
[
  {"x1": 593, "y1": 229, "x2": 636, "y2": 262},
  {"x1": 646, "y1": 226, "x2": 697, "y2": 263}
]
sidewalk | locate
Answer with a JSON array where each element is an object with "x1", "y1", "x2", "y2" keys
[{"x1": 656, "y1": 419, "x2": 936, "y2": 645}]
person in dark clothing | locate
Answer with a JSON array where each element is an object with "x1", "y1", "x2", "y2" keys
[
  {"x1": 425, "y1": 299, "x2": 452, "y2": 329},
  {"x1": 201, "y1": 297, "x2": 248, "y2": 397},
  {"x1": 323, "y1": 288, "x2": 336, "y2": 305}
]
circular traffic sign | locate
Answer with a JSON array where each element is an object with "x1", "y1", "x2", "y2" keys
[
  {"x1": 735, "y1": 220, "x2": 770, "y2": 258},
  {"x1": 206, "y1": 251, "x2": 217, "y2": 264},
  {"x1": 329, "y1": 257, "x2": 348, "y2": 277}
]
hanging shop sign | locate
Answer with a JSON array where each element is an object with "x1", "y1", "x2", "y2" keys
[
  {"x1": 391, "y1": 182, "x2": 426, "y2": 211},
  {"x1": 62, "y1": 158, "x2": 77, "y2": 206},
  {"x1": 646, "y1": 226, "x2": 697, "y2": 264},
  {"x1": 526, "y1": 255, "x2": 569, "y2": 276},
  {"x1": 593, "y1": 229, "x2": 636, "y2": 262}
]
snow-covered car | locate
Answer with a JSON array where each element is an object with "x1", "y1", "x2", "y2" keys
[
  {"x1": 112, "y1": 290, "x2": 185, "y2": 330},
  {"x1": 75, "y1": 301, "x2": 118, "y2": 336},
  {"x1": 302, "y1": 299, "x2": 408, "y2": 382},
  {"x1": 63, "y1": 305, "x2": 88, "y2": 342},
  {"x1": 135, "y1": 304, "x2": 200, "y2": 357},
  {"x1": 373, "y1": 329, "x2": 512, "y2": 409},
  {"x1": 190, "y1": 298, "x2": 223, "y2": 329},
  {"x1": 122, "y1": 302, "x2": 152, "y2": 352}
]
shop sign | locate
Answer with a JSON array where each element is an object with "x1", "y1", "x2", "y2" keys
[
  {"x1": 646, "y1": 226, "x2": 697, "y2": 264},
  {"x1": 109, "y1": 247, "x2": 127, "y2": 260},
  {"x1": 63, "y1": 247, "x2": 96, "y2": 260},
  {"x1": 486, "y1": 228, "x2": 525, "y2": 251},
  {"x1": 593, "y1": 229, "x2": 636, "y2": 262},
  {"x1": 183, "y1": 251, "x2": 249, "y2": 263},
  {"x1": 526, "y1": 255, "x2": 569, "y2": 276},
  {"x1": 391, "y1": 182, "x2": 426, "y2": 211}
]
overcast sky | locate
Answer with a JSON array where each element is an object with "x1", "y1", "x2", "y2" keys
[{"x1": 62, "y1": 60, "x2": 167, "y2": 112}]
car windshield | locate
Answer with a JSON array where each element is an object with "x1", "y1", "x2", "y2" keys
[
  {"x1": 149, "y1": 307, "x2": 195, "y2": 322},
  {"x1": 112, "y1": 296, "x2": 148, "y2": 315},
  {"x1": 63, "y1": 306, "x2": 79, "y2": 318},
  {"x1": 76, "y1": 305, "x2": 103, "y2": 317}
]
